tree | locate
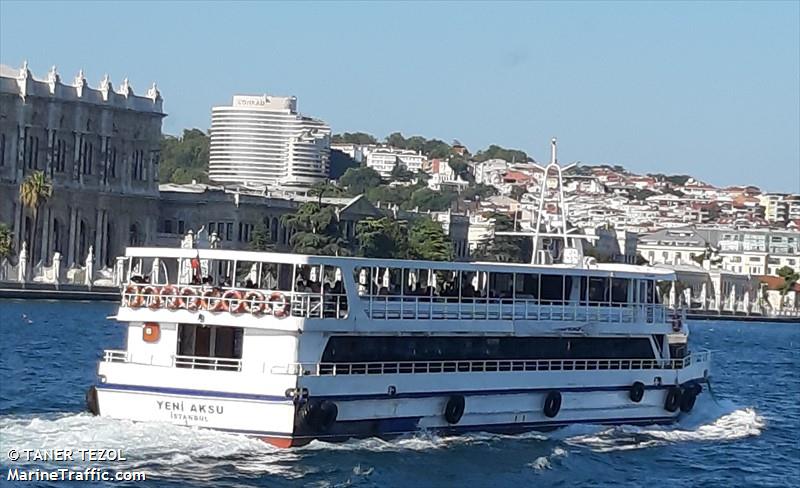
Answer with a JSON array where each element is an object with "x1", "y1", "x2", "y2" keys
[
  {"x1": 777, "y1": 266, "x2": 799, "y2": 299},
  {"x1": 249, "y1": 222, "x2": 276, "y2": 252},
  {"x1": 448, "y1": 155, "x2": 474, "y2": 183},
  {"x1": 339, "y1": 167, "x2": 382, "y2": 194},
  {"x1": 355, "y1": 217, "x2": 408, "y2": 258},
  {"x1": 461, "y1": 184, "x2": 498, "y2": 201},
  {"x1": 0, "y1": 222, "x2": 13, "y2": 259},
  {"x1": 408, "y1": 217, "x2": 453, "y2": 261},
  {"x1": 19, "y1": 170, "x2": 53, "y2": 262},
  {"x1": 473, "y1": 145, "x2": 528, "y2": 163},
  {"x1": 282, "y1": 203, "x2": 349, "y2": 256},
  {"x1": 331, "y1": 132, "x2": 377, "y2": 145},
  {"x1": 160, "y1": 129, "x2": 210, "y2": 184},
  {"x1": 409, "y1": 188, "x2": 457, "y2": 212},
  {"x1": 473, "y1": 212, "x2": 530, "y2": 263},
  {"x1": 390, "y1": 161, "x2": 416, "y2": 182},
  {"x1": 329, "y1": 149, "x2": 360, "y2": 179},
  {"x1": 309, "y1": 181, "x2": 348, "y2": 205}
]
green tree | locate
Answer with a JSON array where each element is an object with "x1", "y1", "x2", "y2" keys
[
  {"x1": 473, "y1": 213, "x2": 530, "y2": 263},
  {"x1": 356, "y1": 217, "x2": 408, "y2": 258},
  {"x1": 340, "y1": 167, "x2": 383, "y2": 194},
  {"x1": 19, "y1": 170, "x2": 53, "y2": 262},
  {"x1": 0, "y1": 222, "x2": 13, "y2": 259},
  {"x1": 409, "y1": 187, "x2": 457, "y2": 212},
  {"x1": 249, "y1": 222, "x2": 277, "y2": 252},
  {"x1": 282, "y1": 203, "x2": 349, "y2": 256},
  {"x1": 408, "y1": 217, "x2": 453, "y2": 261},
  {"x1": 331, "y1": 132, "x2": 377, "y2": 145},
  {"x1": 160, "y1": 129, "x2": 210, "y2": 184},
  {"x1": 777, "y1": 266, "x2": 799, "y2": 299},
  {"x1": 309, "y1": 181, "x2": 348, "y2": 205},
  {"x1": 473, "y1": 145, "x2": 528, "y2": 163},
  {"x1": 448, "y1": 155, "x2": 474, "y2": 183},
  {"x1": 461, "y1": 184, "x2": 498, "y2": 201},
  {"x1": 390, "y1": 161, "x2": 416, "y2": 182}
]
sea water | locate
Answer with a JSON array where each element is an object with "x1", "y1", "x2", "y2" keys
[{"x1": 0, "y1": 300, "x2": 796, "y2": 487}]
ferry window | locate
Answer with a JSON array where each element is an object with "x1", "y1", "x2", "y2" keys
[
  {"x1": 586, "y1": 277, "x2": 609, "y2": 303},
  {"x1": 177, "y1": 324, "x2": 243, "y2": 360},
  {"x1": 294, "y1": 265, "x2": 322, "y2": 293},
  {"x1": 514, "y1": 273, "x2": 539, "y2": 299},
  {"x1": 489, "y1": 272, "x2": 514, "y2": 299},
  {"x1": 235, "y1": 261, "x2": 259, "y2": 288},
  {"x1": 540, "y1": 275, "x2": 569, "y2": 302},
  {"x1": 611, "y1": 278, "x2": 629, "y2": 303}
]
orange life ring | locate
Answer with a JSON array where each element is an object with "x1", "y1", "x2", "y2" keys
[
  {"x1": 143, "y1": 285, "x2": 161, "y2": 310},
  {"x1": 243, "y1": 291, "x2": 266, "y2": 314},
  {"x1": 143, "y1": 322, "x2": 161, "y2": 342},
  {"x1": 124, "y1": 285, "x2": 143, "y2": 308},
  {"x1": 223, "y1": 289, "x2": 245, "y2": 314},
  {"x1": 269, "y1": 291, "x2": 288, "y2": 318},
  {"x1": 203, "y1": 289, "x2": 227, "y2": 312},
  {"x1": 160, "y1": 285, "x2": 183, "y2": 310},
  {"x1": 181, "y1": 287, "x2": 201, "y2": 311}
]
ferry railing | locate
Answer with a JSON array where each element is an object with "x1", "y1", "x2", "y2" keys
[
  {"x1": 360, "y1": 295, "x2": 667, "y2": 324},
  {"x1": 103, "y1": 349, "x2": 128, "y2": 363},
  {"x1": 277, "y1": 350, "x2": 711, "y2": 376},
  {"x1": 173, "y1": 354, "x2": 242, "y2": 372},
  {"x1": 120, "y1": 284, "x2": 348, "y2": 319}
]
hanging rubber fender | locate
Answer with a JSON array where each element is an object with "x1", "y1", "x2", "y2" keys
[
  {"x1": 444, "y1": 395, "x2": 466, "y2": 425},
  {"x1": 629, "y1": 382, "x2": 645, "y2": 403},
  {"x1": 543, "y1": 390, "x2": 562, "y2": 418},
  {"x1": 85, "y1": 386, "x2": 100, "y2": 416},
  {"x1": 680, "y1": 383, "x2": 702, "y2": 413},
  {"x1": 300, "y1": 399, "x2": 338, "y2": 432},
  {"x1": 664, "y1": 386, "x2": 682, "y2": 412}
]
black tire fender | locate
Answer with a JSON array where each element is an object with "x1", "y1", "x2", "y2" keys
[
  {"x1": 629, "y1": 382, "x2": 645, "y2": 403},
  {"x1": 444, "y1": 395, "x2": 466, "y2": 424},
  {"x1": 543, "y1": 390, "x2": 562, "y2": 418}
]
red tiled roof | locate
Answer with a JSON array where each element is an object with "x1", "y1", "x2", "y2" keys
[{"x1": 759, "y1": 275, "x2": 800, "y2": 292}]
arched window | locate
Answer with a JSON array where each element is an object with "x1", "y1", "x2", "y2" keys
[{"x1": 129, "y1": 223, "x2": 140, "y2": 246}]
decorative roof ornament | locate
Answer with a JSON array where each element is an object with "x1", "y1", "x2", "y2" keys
[
  {"x1": 100, "y1": 73, "x2": 112, "y2": 101},
  {"x1": 20, "y1": 60, "x2": 31, "y2": 79},
  {"x1": 47, "y1": 65, "x2": 60, "y2": 95},
  {"x1": 146, "y1": 82, "x2": 161, "y2": 101},
  {"x1": 74, "y1": 69, "x2": 87, "y2": 97},
  {"x1": 119, "y1": 77, "x2": 132, "y2": 97}
]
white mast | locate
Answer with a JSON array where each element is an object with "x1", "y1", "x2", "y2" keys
[{"x1": 495, "y1": 138, "x2": 598, "y2": 266}]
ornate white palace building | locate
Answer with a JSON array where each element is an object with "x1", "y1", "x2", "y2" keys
[
  {"x1": 209, "y1": 95, "x2": 331, "y2": 189},
  {"x1": 0, "y1": 62, "x2": 165, "y2": 268}
]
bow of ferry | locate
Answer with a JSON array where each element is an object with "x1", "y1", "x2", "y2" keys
[{"x1": 89, "y1": 247, "x2": 711, "y2": 447}]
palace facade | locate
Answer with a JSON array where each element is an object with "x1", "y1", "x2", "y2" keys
[{"x1": 0, "y1": 62, "x2": 165, "y2": 268}]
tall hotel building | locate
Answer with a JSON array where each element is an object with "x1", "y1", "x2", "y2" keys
[{"x1": 209, "y1": 95, "x2": 331, "y2": 188}]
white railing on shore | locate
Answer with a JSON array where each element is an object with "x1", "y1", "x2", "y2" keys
[
  {"x1": 275, "y1": 350, "x2": 711, "y2": 377},
  {"x1": 362, "y1": 296, "x2": 668, "y2": 324}
]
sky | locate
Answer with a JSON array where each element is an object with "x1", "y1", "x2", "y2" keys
[{"x1": 1, "y1": 1, "x2": 798, "y2": 192}]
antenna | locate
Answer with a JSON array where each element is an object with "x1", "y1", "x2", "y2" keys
[{"x1": 495, "y1": 138, "x2": 597, "y2": 266}]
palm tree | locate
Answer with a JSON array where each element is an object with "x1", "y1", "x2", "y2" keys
[
  {"x1": 0, "y1": 222, "x2": 13, "y2": 260},
  {"x1": 19, "y1": 170, "x2": 53, "y2": 263}
]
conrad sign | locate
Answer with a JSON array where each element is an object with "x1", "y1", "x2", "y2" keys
[{"x1": 233, "y1": 95, "x2": 268, "y2": 107}]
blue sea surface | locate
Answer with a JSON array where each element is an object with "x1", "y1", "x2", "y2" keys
[{"x1": 0, "y1": 299, "x2": 797, "y2": 487}]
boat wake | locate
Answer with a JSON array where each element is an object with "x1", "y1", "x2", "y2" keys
[{"x1": 0, "y1": 396, "x2": 765, "y2": 480}]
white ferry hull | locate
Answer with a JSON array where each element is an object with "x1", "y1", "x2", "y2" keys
[{"x1": 89, "y1": 363, "x2": 708, "y2": 447}]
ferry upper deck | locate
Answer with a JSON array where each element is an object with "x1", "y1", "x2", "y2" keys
[{"x1": 116, "y1": 247, "x2": 678, "y2": 334}]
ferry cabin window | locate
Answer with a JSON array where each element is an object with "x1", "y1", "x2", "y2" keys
[
  {"x1": 177, "y1": 324, "x2": 243, "y2": 359},
  {"x1": 540, "y1": 275, "x2": 571, "y2": 303},
  {"x1": 514, "y1": 273, "x2": 539, "y2": 299},
  {"x1": 321, "y1": 336, "x2": 656, "y2": 363}
]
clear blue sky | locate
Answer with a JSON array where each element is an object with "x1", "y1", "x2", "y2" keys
[{"x1": 1, "y1": 1, "x2": 798, "y2": 192}]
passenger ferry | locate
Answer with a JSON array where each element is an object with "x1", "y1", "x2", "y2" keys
[{"x1": 87, "y1": 146, "x2": 710, "y2": 447}]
